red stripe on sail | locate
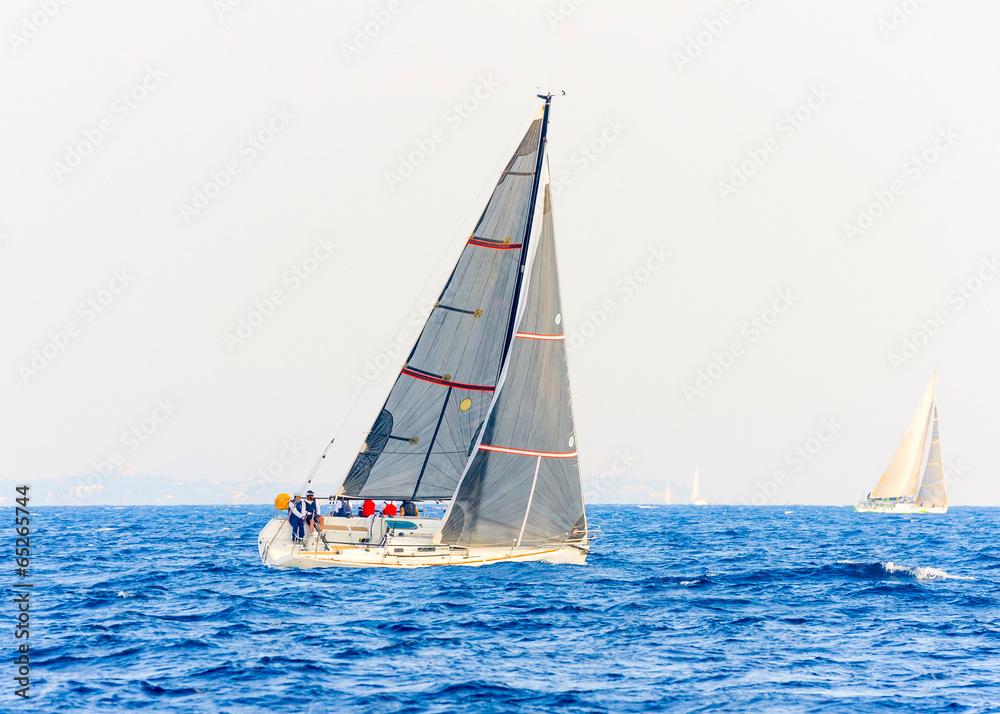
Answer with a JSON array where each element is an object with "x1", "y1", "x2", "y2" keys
[
  {"x1": 479, "y1": 444, "x2": 578, "y2": 459},
  {"x1": 467, "y1": 239, "x2": 523, "y2": 250},
  {"x1": 515, "y1": 332, "x2": 565, "y2": 341},
  {"x1": 401, "y1": 368, "x2": 495, "y2": 392}
]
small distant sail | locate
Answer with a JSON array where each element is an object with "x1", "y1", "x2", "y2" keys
[
  {"x1": 915, "y1": 405, "x2": 947, "y2": 509},
  {"x1": 870, "y1": 374, "x2": 936, "y2": 500},
  {"x1": 691, "y1": 464, "x2": 707, "y2": 505},
  {"x1": 665, "y1": 483, "x2": 672, "y2": 505}
]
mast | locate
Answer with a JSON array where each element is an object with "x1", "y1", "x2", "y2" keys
[{"x1": 500, "y1": 93, "x2": 553, "y2": 366}]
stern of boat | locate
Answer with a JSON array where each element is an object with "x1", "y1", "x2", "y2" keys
[{"x1": 258, "y1": 516, "x2": 293, "y2": 566}]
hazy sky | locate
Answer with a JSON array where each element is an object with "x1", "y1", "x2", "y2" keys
[{"x1": 2, "y1": 1, "x2": 998, "y2": 506}]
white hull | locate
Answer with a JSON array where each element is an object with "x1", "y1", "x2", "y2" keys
[
  {"x1": 258, "y1": 516, "x2": 589, "y2": 569},
  {"x1": 854, "y1": 500, "x2": 947, "y2": 514},
  {"x1": 692, "y1": 498, "x2": 708, "y2": 506}
]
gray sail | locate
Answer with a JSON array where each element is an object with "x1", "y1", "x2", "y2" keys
[
  {"x1": 439, "y1": 177, "x2": 587, "y2": 547},
  {"x1": 341, "y1": 111, "x2": 546, "y2": 500},
  {"x1": 915, "y1": 404, "x2": 947, "y2": 508}
]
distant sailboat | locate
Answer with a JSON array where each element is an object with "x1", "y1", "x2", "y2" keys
[
  {"x1": 665, "y1": 483, "x2": 672, "y2": 505},
  {"x1": 691, "y1": 465, "x2": 708, "y2": 506},
  {"x1": 855, "y1": 373, "x2": 948, "y2": 514}
]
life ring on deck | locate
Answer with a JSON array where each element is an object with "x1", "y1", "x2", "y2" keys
[{"x1": 274, "y1": 493, "x2": 291, "y2": 510}]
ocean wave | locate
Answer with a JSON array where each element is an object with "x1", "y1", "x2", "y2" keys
[
  {"x1": 23, "y1": 504, "x2": 1000, "y2": 712},
  {"x1": 880, "y1": 561, "x2": 973, "y2": 581}
]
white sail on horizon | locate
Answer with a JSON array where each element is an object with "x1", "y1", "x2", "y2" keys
[
  {"x1": 870, "y1": 374, "x2": 937, "y2": 500},
  {"x1": 691, "y1": 464, "x2": 707, "y2": 505}
]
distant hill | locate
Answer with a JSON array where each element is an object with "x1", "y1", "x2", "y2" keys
[{"x1": 0, "y1": 472, "x2": 304, "y2": 507}]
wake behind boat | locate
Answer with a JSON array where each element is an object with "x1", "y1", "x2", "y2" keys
[
  {"x1": 855, "y1": 373, "x2": 948, "y2": 514},
  {"x1": 258, "y1": 94, "x2": 592, "y2": 568}
]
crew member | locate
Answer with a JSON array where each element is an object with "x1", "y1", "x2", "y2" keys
[
  {"x1": 288, "y1": 496, "x2": 306, "y2": 543},
  {"x1": 303, "y1": 491, "x2": 319, "y2": 535}
]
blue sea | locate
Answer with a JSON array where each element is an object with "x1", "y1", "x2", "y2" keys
[{"x1": 17, "y1": 505, "x2": 1000, "y2": 712}]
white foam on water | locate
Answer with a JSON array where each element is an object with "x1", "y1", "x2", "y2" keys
[
  {"x1": 882, "y1": 561, "x2": 973, "y2": 581},
  {"x1": 117, "y1": 591, "x2": 133, "y2": 598},
  {"x1": 96, "y1": 527, "x2": 114, "y2": 532}
]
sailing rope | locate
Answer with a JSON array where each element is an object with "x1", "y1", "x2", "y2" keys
[{"x1": 290, "y1": 98, "x2": 543, "y2": 501}]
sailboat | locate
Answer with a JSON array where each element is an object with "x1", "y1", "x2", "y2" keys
[
  {"x1": 855, "y1": 373, "x2": 948, "y2": 514},
  {"x1": 691, "y1": 464, "x2": 708, "y2": 506},
  {"x1": 665, "y1": 483, "x2": 672, "y2": 505},
  {"x1": 258, "y1": 94, "x2": 591, "y2": 568}
]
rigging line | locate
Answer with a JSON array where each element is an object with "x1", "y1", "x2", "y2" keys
[
  {"x1": 264, "y1": 436, "x2": 337, "y2": 553},
  {"x1": 292, "y1": 98, "x2": 541, "y2": 498}
]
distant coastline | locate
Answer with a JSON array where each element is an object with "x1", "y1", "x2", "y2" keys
[{"x1": 0, "y1": 474, "x2": 299, "y2": 507}]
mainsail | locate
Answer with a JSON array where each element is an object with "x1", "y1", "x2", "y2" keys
[
  {"x1": 915, "y1": 405, "x2": 947, "y2": 508},
  {"x1": 870, "y1": 374, "x2": 936, "y2": 499},
  {"x1": 341, "y1": 108, "x2": 548, "y2": 501},
  {"x1": 691, "y1": 465, "x2": 701, "y2": 502},
  {"x1": 438, "y1": 167, "x2": 587, "y2": 548}
]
